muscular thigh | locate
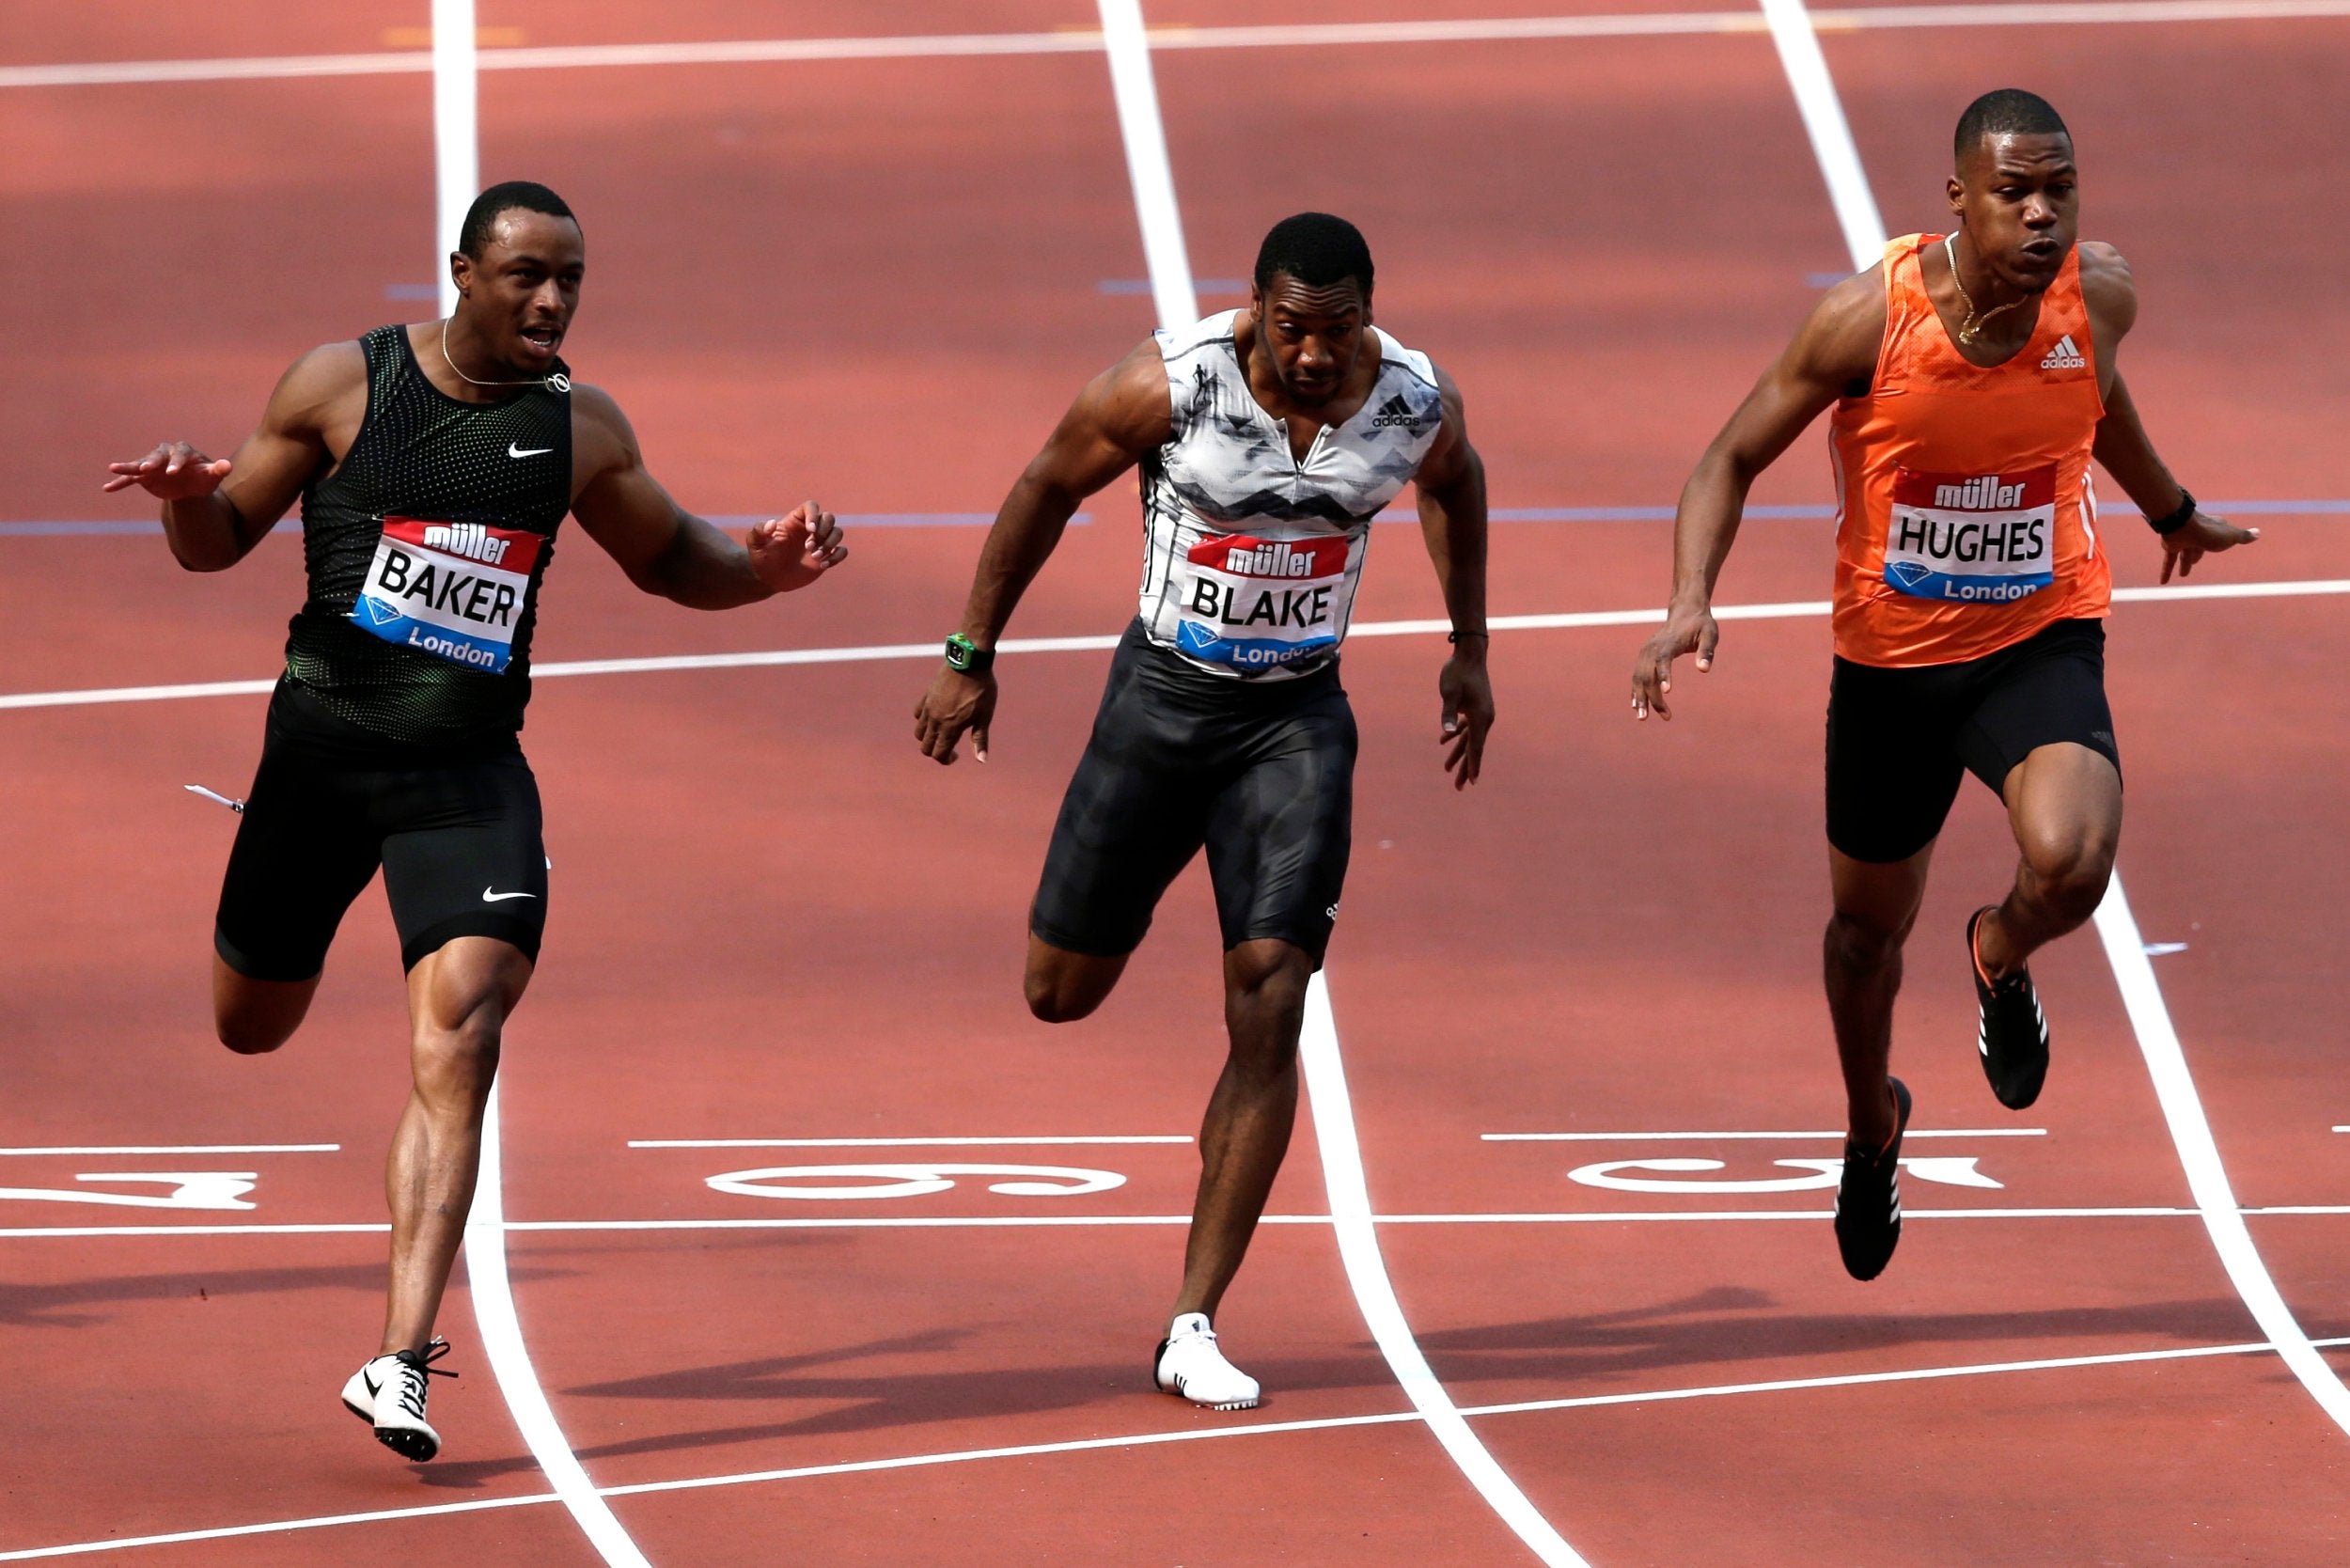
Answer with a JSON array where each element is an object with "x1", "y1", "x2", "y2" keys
[
  {"x1": 1825, "y1": 654, "x2": 1970, "y2": 865},
  {"x1": 213, "y1": 737, "x2": 384, "y2": 982},
  {"x1": 376, "y1": 751, "x2": 548, "y2": 972},
  {"x1": 1202, "y1": 683, "x2": 1357, "y2": 964},
  {"x1": 1030, "y1": 638, "x2": 1216, "y2": 958}
]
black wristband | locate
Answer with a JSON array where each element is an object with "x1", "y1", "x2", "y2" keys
[
  {"x1": 1447, "y1": 629, "x2": 1489, "y2": 644},
  {"x1": 943, "y1": 634, "x2": 995, "y2": 675},
  {"x1": 2147, "y1": 488, "x2": 2197, "y2": 537}
]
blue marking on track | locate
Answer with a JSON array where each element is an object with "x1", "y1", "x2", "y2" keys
[
  {"x1": 12, "y1": 502, "x2": 2341, "y2": 538},
  {"x1": 383, "y1": 282, "x2": 439, "y2": 300}
]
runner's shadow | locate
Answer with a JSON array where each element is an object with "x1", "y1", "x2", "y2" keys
[
  {"x1": 1410, "y1": 1289, "x2": 2274, "y2": 1385},
  {"x1": 0, "y1": 1259, "x2": 562, "y2": 1328}
]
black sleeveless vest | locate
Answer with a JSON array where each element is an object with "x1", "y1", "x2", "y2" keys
[{"x1": 281, "y1": 324, "x2": 572, "y2": 746}]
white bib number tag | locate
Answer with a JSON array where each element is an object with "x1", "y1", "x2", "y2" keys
[
  {"x1": 1174, "y1": 531, "x2": 1355, "y2": 670},
  {"x1": 1884, "y1": 465, "x2": 2056, "y2": 604},
  {"x1": 350, "y1": 516, "x2": 543, "y2": 673}
]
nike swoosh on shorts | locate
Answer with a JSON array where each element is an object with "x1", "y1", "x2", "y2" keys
[
  {"x1": 508, "y1": 443, "x2": 553, "y2": 459},
  {"x1": 481, "y1": 888, "x2": 538, "y2": 902}
]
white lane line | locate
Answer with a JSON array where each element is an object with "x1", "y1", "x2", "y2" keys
[
  {"x1": 8, "y1": 579, "x2": 2343, "y2": 713},
  {"x1": 30, "y1": 1204, "x2": 2350, "y2": 1240},
  {"x1": 1097, "y1": 0, "x2": 1198, "y2": 338},
  {"x1": 16, "y1": 1329, "x2": 2339, "y2": 1561},
  {"x1": 0, "y1": 1143, "x2": 338, "y2": 1155},
  {"x1": 469, "y1": 1086, "x2": 652, "y2": 1564},
  {"x1": 0, "y1": 1494, "x2": 565, "y2": 1562},
  {"x1": 1763, "y1": 0, "x2": 2350, "y2": 1441},
  {"x1": 9, "y1": 4, "x2": 2350, "y2": 88},
  {"x1": 431, "y1": 9, "x2": 650, "y2": 1560},
  {"x1": 1484, "y1": 1129, "x2": 2046, "y2": 1140},
  {"x1": 1758, "y1": 0, "x2": 1884, "y2": 272},
  {"x1": 2092, "y1": 879, "x2": 2350, "y2": 1435},
  {"x1": 42, "y1": 1204, "x2": 2350, "y2": 1239},
  {"x1": 1303, "y1": 976, "x2": 1596, "y2": 1567},
  {"x1": 431, "y1": 0, "x2": 477, "y2": 319},
  {"x1": 627, "y1": 1135, "x2": 1192, "y2": 1148}
]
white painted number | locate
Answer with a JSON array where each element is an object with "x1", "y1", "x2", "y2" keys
[
  {"x1": 0, "y1": 1172, "x2": 259, "y2": 1210},
  {"x1": 706, "y1": 1163, "x2": 1128, "y2": 1200},
  {"x1": 1567, "y1": 1156, "x2": 2001, "y2": 1194}
]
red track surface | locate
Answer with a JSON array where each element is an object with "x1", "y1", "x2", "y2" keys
[{"x1": 4, "y1": 4, "x2": 2347, "y2": 1563}]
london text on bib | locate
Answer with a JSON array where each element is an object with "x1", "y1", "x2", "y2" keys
[
  {"x1": 1883, "y1": 464, "x2": 2057, "y2": 604},
  {"x1": 1174, "y1": 531, "x2": 1354, "y2": 670},
  {"x1": 350, "y1": 517, "x2": 543, "y2": 673}
]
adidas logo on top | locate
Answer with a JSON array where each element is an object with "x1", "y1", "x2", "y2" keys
[
  {"x1": 1370, "y1": 394, "x2": 1421, "y2": 431},
  {"x1": 2040, "y1": 334, "x2": 2087, "y2": 371}
]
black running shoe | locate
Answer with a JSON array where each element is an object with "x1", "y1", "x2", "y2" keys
[
  {"x1": 1834, "y1": 1076, "x2": 1912, "y2": 1282},
  {"x1": 1969, "y1": 906, "x2": 2049, "y2": 1110}
]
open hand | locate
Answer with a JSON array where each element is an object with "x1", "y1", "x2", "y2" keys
[
  {"x1": 915, "y1": 666, "x2": 997, "y2": 765},
  {"x1": 2159, "y1": 509, "x2": 2258, "y2": 584},
  {"x1": 748, "y1": 503, "x2": 847, "y2": 592},
  {"x1": 103, "y1": 442, "x2": 231, "y2": 498},
  {"x1": 1437, "y1": 653, "x2": 1493, "y2": 789},
  {"x1": 1631, "y1": 602, "x2": 1718, "y2": 721}
]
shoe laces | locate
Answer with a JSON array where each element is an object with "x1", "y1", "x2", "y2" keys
[{"x1": 386, "y1": 1337, "x2": 458, "y2": 1420}]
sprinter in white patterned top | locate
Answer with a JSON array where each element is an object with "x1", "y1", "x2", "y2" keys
[{"x1": 916, "y1": 214, "x2": 1491, "y2": 1410}]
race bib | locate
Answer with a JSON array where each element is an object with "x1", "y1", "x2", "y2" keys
[
  {"x1": 1883, "y1": 465, "x2": 2056, "y2": 604},
  {"x1": 1173, "y1": 531, "x2": 1355, "y2": 670},
  {"x1": 350, "y1": 517, "x2": 543, "y2": 673}
]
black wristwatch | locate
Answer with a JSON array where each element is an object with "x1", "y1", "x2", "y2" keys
[
  {"x1": 944, "y1": 634, "x2": 995, "y2": 675},
  {"x1": 2147, "y1": 488, "x2": 2198, "y2": 537}
]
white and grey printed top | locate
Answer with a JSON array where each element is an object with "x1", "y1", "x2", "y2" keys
[{"x1": 1136, "y1": 309, "x2": 1446, "y2": 681}]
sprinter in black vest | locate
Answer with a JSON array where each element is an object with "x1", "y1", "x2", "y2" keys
[{"x1": 103, "y1": 182, "x2": 847, "y2": 1463}]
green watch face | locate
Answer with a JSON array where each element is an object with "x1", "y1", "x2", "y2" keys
[{"x1": 945, "y1": 635, "x2": 984, "y2": 672}]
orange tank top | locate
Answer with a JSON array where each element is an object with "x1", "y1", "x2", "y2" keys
[{"x1": 1827, "y1": 234, "x2": 2109, "y2": 667}]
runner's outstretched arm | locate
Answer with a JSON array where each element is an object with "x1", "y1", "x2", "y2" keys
[
  {"x1": 2075, "y1": 246, "x2": 2258, "y2": 585},
  {"x1": 1413, "y1": 368, "x2": 1494, "y2": 788},
  {"x1": 103, "y1": 342, "x2": 361, "y2": 572},
  {"x1": 570, "y1": 384, "x2": 845, "y2": 608},
  {"x1": 1632, "y1": 270, "x2": 1886, "y2": 720},
  {"x1": 914, "y1": 338, "x2": 1174, "y2": 765},
  {"x1": 2093, "y1": 374, "x2": 2257, "y2": 582}
]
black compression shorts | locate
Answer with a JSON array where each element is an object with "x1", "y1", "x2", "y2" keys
[
  {"x1": 1825, "y1": 617, "x2": 2120, "y2": 864},
  {"x1": 1031, "y1": 620, "x2": 1356, "y2": 964},
  {"x1": 213, "y1": 682, "x2": 549, "y2": 980}
]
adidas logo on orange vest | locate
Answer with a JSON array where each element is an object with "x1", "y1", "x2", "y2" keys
[{"x1": 2040, "y1": 334, "x2": 2087, "y2": 371}]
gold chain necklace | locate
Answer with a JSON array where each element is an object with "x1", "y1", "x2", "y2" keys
[
  {"x1": 1942, "y1": 233, "x2": 2027, "y2": 349},
  {"x1": 440, "y1": 318, "x2": 570, "y2": 392}
]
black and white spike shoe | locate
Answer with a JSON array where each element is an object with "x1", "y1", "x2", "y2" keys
[
  {"x1": 1833, "y1": 1077, "x2": 1912, "y2": 1282},
  {"x1": 340, "y1": 1338, "x2": 457, "y2": 1461},
  {"x1": 1969, "y1": 906, "x2": 2050, "y2": 1110}
]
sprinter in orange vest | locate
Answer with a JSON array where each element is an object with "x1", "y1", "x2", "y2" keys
[{"x1": 1629, "y1": 89, "x2": 2256, "y2": 1280}]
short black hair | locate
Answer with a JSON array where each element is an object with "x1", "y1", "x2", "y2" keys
[
  {"x1": 1253, "y1": 212, "x2": 1373, "y2": 297},
  {"x1": 458, "y1": 180, "x2": 579, "y2": 259},
  {"x1": 1953, "y1": 89, "x2": 2070, "y2": 166}
]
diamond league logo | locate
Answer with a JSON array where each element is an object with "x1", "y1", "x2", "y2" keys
[{"x1": 1886, "y1": 561, "x2": 1934, "y2": 592}]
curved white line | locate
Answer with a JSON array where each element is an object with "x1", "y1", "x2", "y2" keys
[
  {"x1": 1302, "y1": 975, "x2": 1593, "y2": 1566},
  {"x1": 430, "y1": 9, "x2": 652, "y2": 1560},
  {"x1": 470, "y1": 1085, "x2": 653, "y2": 1564},
  {"x1": 2092, "y1": 880, "x2": 2350, "y2": 1432}
]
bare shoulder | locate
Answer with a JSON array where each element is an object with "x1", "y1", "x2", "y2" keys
[
  {"x1": 1086, "y1": 336, "x2": 1175, "y2": 451},
  {"x1": 1798, "y1": 266, "x2": 1888, "y2": 376},
  {"x1": 268, "y1": 339, "x2": 367, "y2": 418},
  {"x1": 566, "y1": 382, "x2": 641, "y2": 474},
  {"x1": 2076, "y1": 242, "x2": 2135, "y2": 306},
  {"x1": 2076, "y1": 242, "x2": 2138, "y2": 342}
]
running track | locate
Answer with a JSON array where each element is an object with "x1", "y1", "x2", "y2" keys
[{"x1": 3, "y1": 3, "x2": 2347, "y2": 1562}]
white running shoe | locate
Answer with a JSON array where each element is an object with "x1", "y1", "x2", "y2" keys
[
  {"x1": 1153, "y1": 1313, "x2": 1261, "y2": 1411},
  {"x1": 340, "y1": 1338, "x2": 455, "y2": 1461}
]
